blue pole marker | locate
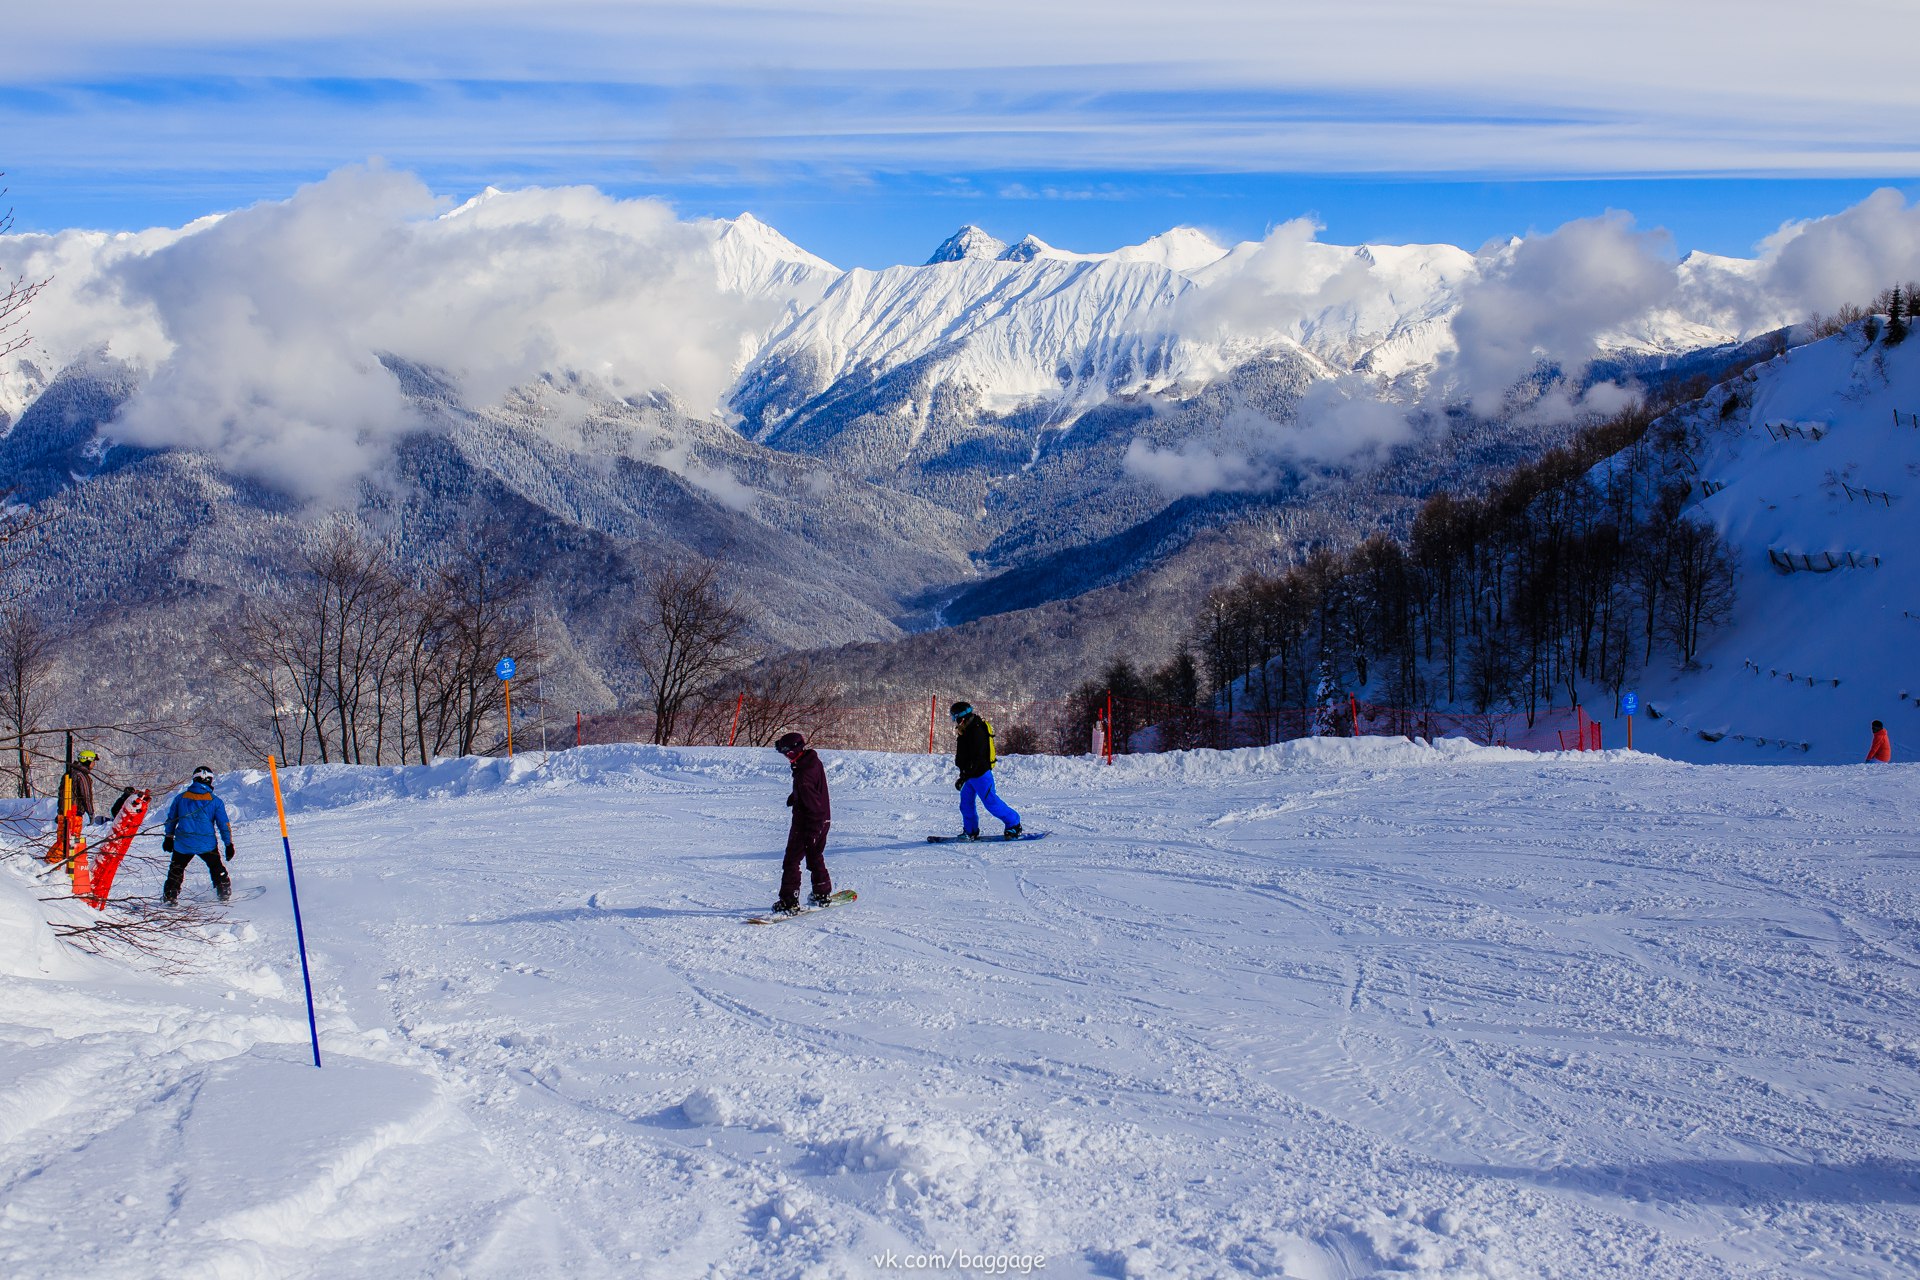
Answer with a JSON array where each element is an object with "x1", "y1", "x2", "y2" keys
[
  {"x1": 1622, "y1": 691, "x2": 1638, "y2": 716},
  {"x1": 267, "y1": 756, "x2": 323, "y2": 1068},
  {"x1": 495, "y1": 657, "x2": 516, "y2": 681}
]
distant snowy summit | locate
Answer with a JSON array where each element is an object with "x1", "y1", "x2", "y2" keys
[
  {"x1": 925, "y1": 224, "x2": 1008, "y2": 264},
  {"x1": 920, "y1": 223, "x2": 1230, "y2": 272}
]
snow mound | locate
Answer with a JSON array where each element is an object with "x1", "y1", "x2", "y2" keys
[
  {"x1": 0, "y1": 858, "x2": 91, "y2": 980},
  {"x1": 221, "y1": 736, "x2": 1641, "y2": 822}
]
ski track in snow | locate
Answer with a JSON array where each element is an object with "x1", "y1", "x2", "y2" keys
[{"x1": 4, "y1": 739, "x2": 1919, "y2": 1278}]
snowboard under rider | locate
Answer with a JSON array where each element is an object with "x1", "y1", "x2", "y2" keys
[
  {"x1": 773, "y1": 731, "x2": 833, "y2": 914},
  {"x1": 162, "y1": 766, "x2": 234, "y2": 904},
  {"x1": 1867, "y1": 720, "x2": 1893, "y2": 763},
  {"x1": 950, "y1": 701, "x2": 1022, "y2": 840}
]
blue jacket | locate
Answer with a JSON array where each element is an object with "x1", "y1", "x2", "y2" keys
[{"x1": 165, "y1": 786, "x2": 231, "y2": 856}]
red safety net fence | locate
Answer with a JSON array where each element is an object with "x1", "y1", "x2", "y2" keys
[{"x1": 577, "y1": 691, "x2": 1605, "y2": 757}]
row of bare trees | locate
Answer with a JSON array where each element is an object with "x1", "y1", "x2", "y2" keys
[
  {"x1": 221, "y1": 526, "x2": 539, "y2": 765},
  {"x1": 1190, "y1": 401, "x2": 1738, "y2": 728}
]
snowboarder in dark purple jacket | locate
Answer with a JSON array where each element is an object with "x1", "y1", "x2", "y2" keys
[{"x1": 773, "y1": 732, "x2": 833, "y2": 914}]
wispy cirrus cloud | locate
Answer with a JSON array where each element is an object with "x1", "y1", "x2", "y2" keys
[{"x1": 6, "y1": 2, "x2": 1918, "y2": 204}]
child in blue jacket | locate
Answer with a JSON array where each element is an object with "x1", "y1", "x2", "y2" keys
[{"x1": 163, "y1": 765, "x2": 234, "y2": 904}]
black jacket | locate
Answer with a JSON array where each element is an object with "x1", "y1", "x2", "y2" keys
[
  {"x1": 954, "y1": 716, "x2": 994, "y2": 781},
  {"x1": 788, "y1": 749, "x2": 831, "y2": 824}
]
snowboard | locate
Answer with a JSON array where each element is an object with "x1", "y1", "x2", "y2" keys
[
  {"x1": 746, "y1": 889, "x2": 857, "y2": 925},
  {"x1": 86, "y1": 789, "x2": 150, "y2": 909},
  {"x1": 926, "y1": 831, "x2": 1048, "y2": 844}
]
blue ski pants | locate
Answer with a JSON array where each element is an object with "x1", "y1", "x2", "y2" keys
[{"x1": 959, "y1": 771, "x2": 1020, "y2": 835}]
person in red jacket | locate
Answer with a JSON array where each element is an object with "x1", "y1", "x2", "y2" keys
[
  {"x1": 1867, "y1": 720, "x2": 1892, "y2": 762},
  {"x1": 772, "y1": 731, "x2": 833, "y2": 914}
]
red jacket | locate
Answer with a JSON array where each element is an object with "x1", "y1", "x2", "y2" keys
[{"x1": 1867, "y1": 728, "x2": 1892, "y2": 763}]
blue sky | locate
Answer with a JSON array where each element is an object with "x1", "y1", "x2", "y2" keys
[{"x1": 5, "y1": 1, "x2": 1917, "y2": 267}]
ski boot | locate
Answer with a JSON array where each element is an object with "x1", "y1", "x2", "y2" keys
[
  {"x1": 1002, "y1": 824, "x2": 1023, "y2": 840},
  {"x1": 961, "y1": 831, "x2": 982, "y2": 842},
  {"x1": 771, "y1": 897, "x2": 801, "y2": 916},
  {"x1": 809, "y1": 891, "x2": 834, "y2": 908}
]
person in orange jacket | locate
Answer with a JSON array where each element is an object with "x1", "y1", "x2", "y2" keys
[{"x1": 1866, "y1": 720, "x2": 1892, "y2": 762}]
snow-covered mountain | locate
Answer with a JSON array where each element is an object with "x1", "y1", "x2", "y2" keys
[
  {"x1": 0, "y1": 189, "x2": 1866, "y2": 755},
  {"x1": 1629, "y1": 323, "x2": 1920, "y2": 764}
]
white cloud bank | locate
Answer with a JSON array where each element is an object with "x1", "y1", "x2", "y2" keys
[
  {"x1": 2, "y1": 165, "x2": 781, "y2": 502},
  {"x1": 1126, "y1": 190, "x2": 1920, "y2": 496},
  {"x1": 14, "y1": 173, "x2": 1920, "y2": 506}
]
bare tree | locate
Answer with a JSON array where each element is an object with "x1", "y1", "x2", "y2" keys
[
  {"x1": 420, "y1": 548, "x2": 538, "y2": 758},
  {"x1": 1, "y1": 176, "x2": 49, "y2": 363},
  {"x1": 1660, "y1": 519, "x2": 1737, "y2": 666},
  {"x1": 622, "y1": 560, "x2": 757, "y2": 745},
  {"x1": 0, "y1": 607, "x2": 61, "y2": 796},
  {"x1": 219, "y1": 526, "x2": 539, "y2": 764},
  {"x1": 720, "y1": 657, "x2": 846, "y2": 748}
]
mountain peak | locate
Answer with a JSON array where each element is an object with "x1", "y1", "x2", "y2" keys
[
  {"x1": 926, "y1": 225, "x2": 1008, "y2": 265},
  {"x1": 998, "y1": 234, "x2": 1057, "y2": 263}
]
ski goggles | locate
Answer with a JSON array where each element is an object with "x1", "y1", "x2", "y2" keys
[{"x1": 191, "y1": 769, "x2": 215, "y2": 784}]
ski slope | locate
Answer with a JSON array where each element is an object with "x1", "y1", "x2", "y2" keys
[
  {"x1": 3, "y1": 741, "x2": 1918, "y2": 1278},
  {"x1": 1635, "y1": 328, "x2": 1920, "y2": 765}
]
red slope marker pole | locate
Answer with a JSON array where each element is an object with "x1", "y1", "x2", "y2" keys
[
  {"x1": 728, "y1": 693, "x2": 744, "y2": 747},
  {"x1": 269, "y1": 756, "x2": 323, "y2": 1069}
]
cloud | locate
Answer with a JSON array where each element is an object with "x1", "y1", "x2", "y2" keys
[
  {"x1": 1439, "y1": 212, "x2": 1678, "y2": 416},
  {"x1": 1124, "y1": 375, "x2": 1413, "y2": 497},
  {"x1": 1122, "y1": 437, "x2": 1265, "y2": 499},
  {"x1": 7, "y1": 4, "x2": 1920, "y2": 208},
  {"x1": 35, "y1": 164, "x2": 785, "y2": 503}
]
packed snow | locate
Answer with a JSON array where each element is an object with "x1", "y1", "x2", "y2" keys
[{"x1": 4, "y1": 739, "x2": 1917, "y2": 1278}]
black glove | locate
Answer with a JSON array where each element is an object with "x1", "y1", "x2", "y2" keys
[
  {"x1": 162, "y1": 835, "x2": 175, "y2": 854},
  {"x1": 954, "y1": 777, "x2": 964, "y2": 791},
  {"x1": 224, "y1": 843, "x2": 236, "y2": 863},
  {"x1": 786, "y1": 794, "x2": 794, "y2": 807}
]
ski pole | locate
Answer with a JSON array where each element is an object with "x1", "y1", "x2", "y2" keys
[{"x1": 268, "y1": 756, "x2": 323, "y2": 1068}]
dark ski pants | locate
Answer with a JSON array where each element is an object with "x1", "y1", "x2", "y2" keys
[
  {"x1": 780, "y1": 819, "x2": 831, "y2": 902},
  {"x1": 164, "y1": 850, "x2": 230, "y2": 902}
]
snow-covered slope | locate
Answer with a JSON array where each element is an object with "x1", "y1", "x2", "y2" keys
[
  {"x1": 1633, "y1": 326, "x2": 1920, "y2": 764},
  {"x1": 6, "y1": 740, "x2": 1917, "y2": 1277}
]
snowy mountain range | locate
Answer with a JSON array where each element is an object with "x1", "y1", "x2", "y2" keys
[{"x1": 0, "y1": 181, "x2": 1873, "y2": 744}]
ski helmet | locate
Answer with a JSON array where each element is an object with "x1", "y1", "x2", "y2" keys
[
  {"x1": 76, "y1": 749, "x2": 98, "y2": 764},
  {"x1": 191, "y1": 766, "x2": 215, "y2": 785},
  {"x1": 949, "y1": 701, "x2": 973, "y2": 722},
  {"x1": 774, "y1": 732, "x2": 807, "y2": 754}
]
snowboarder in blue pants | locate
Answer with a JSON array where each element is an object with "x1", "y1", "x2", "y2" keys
[{"x1": 950, "y1": 701, "x2": 1022, "y2": 840}]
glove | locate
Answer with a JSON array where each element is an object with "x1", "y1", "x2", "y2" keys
[
  {"x1": 224, "y1": 843, "x2": 236, "y2": 863},
  {"x1": 785, "y1": 794, "x2": 794, "y2": 807},
  {"x1": 954, "y1": 777, "x2": 964, "y2": 791},
  {"x1": 162, "y1": 835, "x2": 175, "y2": 854}
]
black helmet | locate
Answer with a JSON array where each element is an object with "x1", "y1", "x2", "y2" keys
[
  {"x1": 191, "y1": 766, "x2": 215, "y2": 785},
  {"x1": 774, "y1": 732, "x2": 807, "y2": 754},
  {"x1": 949, "y1": 701, "x2": 972, "y2": 721}
]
